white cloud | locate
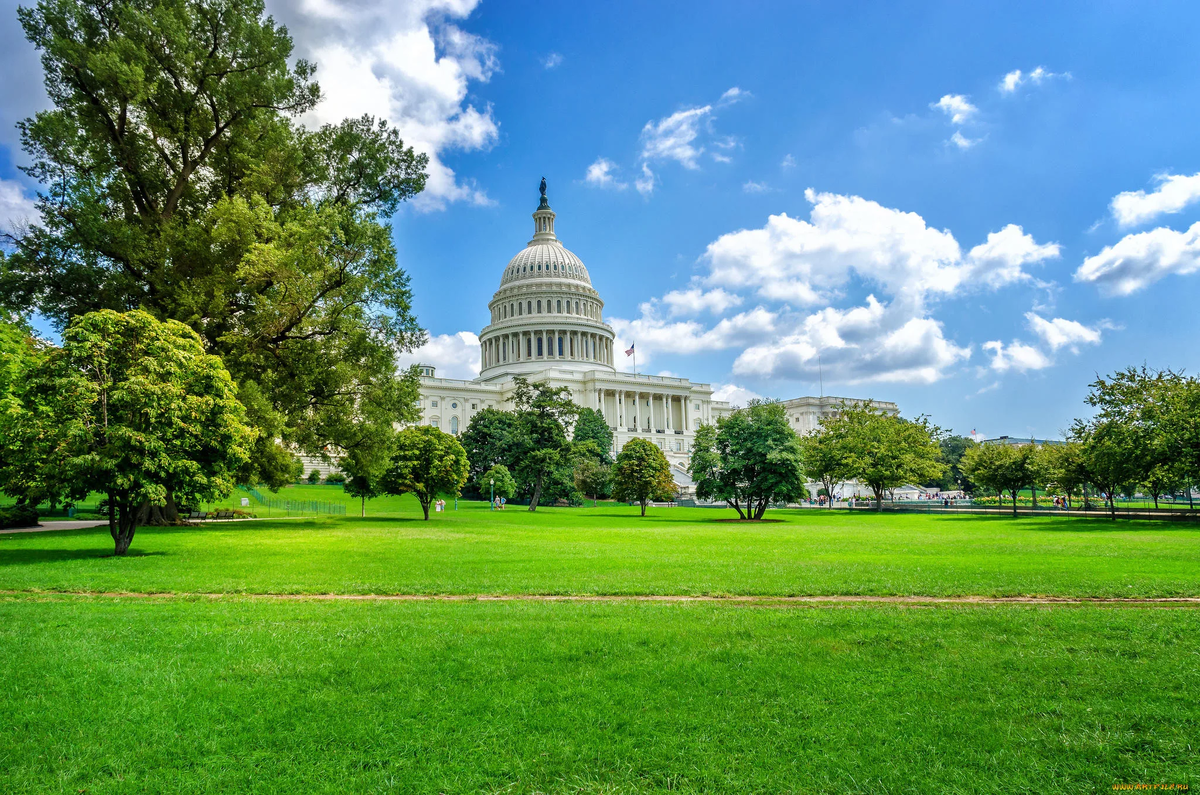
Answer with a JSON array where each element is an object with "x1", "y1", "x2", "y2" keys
[
  {"x1": 1109, "y1": 172, "x2": 1200, "y2": 228},
  {"x1": 702, "y1": 189, "x2": 1058, "y2": 309},
  {"x1": 781, "y1": 154, "x2": 796, "y2": 169},
  {"x1": 584, "y1": 158, "x2": 627, "y2": 190},
  {"x1": 609, "y1": 306, "x2": 777, "y2": 371},
  {"x1": 396, "y1": 330, "x2": 480, "y2": 380},
  {"x1": 1025, "y1": 313, "x2": 1102, "y2": 351},
  {"x1": 270, "y1": 0, "x2": 499, "y2": 211},
  {"x1": 950, "y1": 130, "x2": 980, "y2": 149},
  {"x1": 660, "y1": 287, "x2": 743, "y2": 316},
  {"x1": 0, "y1": 179, "x2": 38, "y2": 233},
  {"x1": 1074, "y1": 222, "x2": 1200, "y2": 295},
  {"x1": 711, "y1": 383, "x2": 763, "y2": 406},
  {"x1": 983, "y1": 339, "x2": 1052, "y2": 373},
  {"x1": 543, "y1": 52, "x2": 563, "y2": 69},
  {"x1": 932, "y1": 94, "x2": 977, "y2": 125},
  {"x1": 719, "y1": 87, "x2": 751, "y2": 105},
  {"x1": 742, "y1": 180, "x2": 770, "y2": 193},
  {"x1": 963, "y1": 224, "x2": 1061, "y2": 289},
  {"x1": 639, "y1": 105, "x2": 713, "y2": 169},
  {"x1": 998, "y1": 66, "x2": 1071, "y2": 94},
  {"x1": 635, "y1": 163, "x2": 656, "y2": 196},
  {"x1": 732, "y1": 296, "x2": 971, "y2": 385}
]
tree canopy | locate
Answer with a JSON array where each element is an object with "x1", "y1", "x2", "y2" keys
[
  {"x1": 611, "y1": 438, "x2": 675, "y2": 516},
  {"x1": 572, "y1": 407, "x2": 614, "y2": 463},
  {"x1": 379, "y1": 426, "x2": 469, "y2": 520},
  {"x1": 687, "y1": 401, "x2": 806, "y2": 520},
  {"x1": 3, "y1": 0, "x2": 428, "y2": 485},
  {"x1": 821, "y1": 403, "x2": 943, "y2": 510}
]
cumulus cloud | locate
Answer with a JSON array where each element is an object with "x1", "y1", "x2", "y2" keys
[
  {"x1": 1109, "y1": 172, "x2": 1200, "y2": 228},
  {"x1": 711, "y1": 383, "x2": 763, "y2": 406},
  {"x1": 269, "y1": 0, "x2": 499, "y2": 211},
  {"x1": 702, "y1": 189, "x2": 1058, "y2": 309},
  {"x1": 0, "y1": 179, "x2": 38, "y2": 233},
  {"x1": 639, "y1": 105, "x2": 712, "y2": 169},
  {"x1": 998, "y1": 66, "x2": 1071, "y2": 94},
  {"x1": 543, "y1": 52, "x2": 563, "y2": 69},
  {"x1": 742, "y1": 180, "x2": 770, "y2": 193},
  {"x1": 609, "y1": 306, "x2": 778, "y2": 371},
  {"x1": 732, "y1": 296, "x2": 971, "y2": 385},
  {"x1": 584, "y1": 158, "x2": 627, "y2": 190},
  {"x1": 396, "y1": 330, "x2": 481, "y2": 380},
  {"x1": 1074, "y1": 222, "x2": 1200, "y2": 295},
  {"x1": 660, "y1": 287, "x2": 743, "y2": 316},
  {"x1": 950, "y1": 130, "x2": 980, "y2": 150},
  {"x1": 1025, "y1": 312, "x2": 1102, "y2": 351},
  {"x1": 983, "y1": 339, "x2": 1052, "y2": 373},
  {"x1": 932, "y1": 94, "x2": 978, "y2": 125}
]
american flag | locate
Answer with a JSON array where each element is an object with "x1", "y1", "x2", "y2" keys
[{"x1": 625, "y1": 343, "x2": 635, "y2": 356}]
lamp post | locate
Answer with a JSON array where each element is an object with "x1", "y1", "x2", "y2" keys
[{"x1": 490, "y1": 478, "x2": 495, "y2": 510}]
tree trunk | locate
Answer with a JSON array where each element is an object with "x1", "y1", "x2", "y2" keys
[
  {"x1": 528, "y1": 472, "x2": 543, "y2": 512},
  {"x1": 163, "y1": 491, "x2": 180, "y2": 523},
  {"x1": 1109, "y1": 492, "x2": 1117, "y2": 521},
  {"x1": 111, "y1": 497, "x2": 136, "y2": 556},
  {"x1": 420, "y1": 498, "x2": 430, "y2": 520},
  {"x1": 1153, "y1": 492, "x2": 1159, "y2": 510},
  {"x1": 726, "y1": 499, "x2": 746, "y2": 520},
  {"x1": 361, "y1": 495, "x2": 365, "y2": 518},
  {"x1": 1031, "y1": 483, "x2": 1038, "y2": 509},
  {"x1": 1011, "y1": 490, "x2": 1019, "y2": 518},
  {"x1": 640, "y1": 499, "x2": 647, "y2": 516},
  {"x1": 874, "y1": 487, "x2": 884, "y2": 512}
]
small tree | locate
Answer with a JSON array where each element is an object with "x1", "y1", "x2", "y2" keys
[
  {"x1": 800, "y1": 425, "x2": 848, "y2": 507},
  {"x1": 687, "y1": 401, "x2": 807, "y2": 520},
  {"x1": 307, "y1": 469, "x2": 322, "y2": 485},
  {"x1": 612, "y1": 438, "x2": 675, "y2": 516},
  {"x1": 824, "y1": 403, "x2": 944, "y2": 511},
  {"x1": 5, "y1": 310, "x2": 253, "y2": 554},
  {"x1": 481, "y1": 464, "x2": 517, "y2": 503},
  {"x1": 380, "y1": 426, "x2": 469, "y2": 520},
  {"x1": 574, "y1": 458, "x2": 611, "y2": 507},
  {"x1": 962, "y1": 443, "x2": 1035, "y2": 517},
  {"x1": 1041, "y1": 441, "x2": 1087, "y2": 508}
]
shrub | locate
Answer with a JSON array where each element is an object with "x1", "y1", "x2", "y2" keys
[
  {"x1": 0, "y1": 504, "x2": 38, "y2": 529},
  {"x1": 306, "y1": 469, "x2": 322, "y2": 485},
  {"x1": 325, "y1": 472, "x2": 346, "y2": 485}
]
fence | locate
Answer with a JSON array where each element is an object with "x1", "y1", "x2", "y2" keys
[{"x1": 238, "y1": 486, "x2": 347, "y2": 517}]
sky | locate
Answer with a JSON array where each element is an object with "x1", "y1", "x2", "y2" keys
[{"x1": 2, "y1": 0, "x2": 1200, "y2": 440}]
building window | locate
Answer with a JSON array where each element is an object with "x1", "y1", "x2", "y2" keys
[
  {"x1": 537, "y1": 337, "x2": 544, "y2": 356},
  {"x1": 450, "y1": 416, "x2": 459, "y2": 434},
  {"x1": 527, "y1": 338, "x2": 532, "y2": 357},
  {"x1": 575, "y1": 301, "x2": 580, "y2": 313},
  {"x1": 694, "y1": 419, "x2": 700, "y2": 430},
  {"x1": 537, "y1": 300, "x2": 542, "y2": 313},
  {"x1": 471, "y1": 403, "x2": 477, "y2": 410},
  {"x1": 431, "y1": 400, "x2": 438, "y2": 408},
  {"x1": 431, "y1": 419, "x2": 439, "y2": 429},
  {"x1": 527, "y1": 301, "x2": 532, "y2": 314},
  {"x1": 558, "y1": 336, "x2": 564, "y2": 356},
  {"x1": 451, "y1": 402, "x2": 457, "y2": 409},
  {"x1": 518, "y1": 303, "x2": 523, "y2": 316},
  {"x1": 557, "y1": 300, "x2": 562, "y2": 313},
  {"x1": 694, "y1": 403, "x2": 700, "y2": 410}
]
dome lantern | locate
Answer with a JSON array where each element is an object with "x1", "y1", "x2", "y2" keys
[{"x1": 531, "y1": 177, "x2": 557, "y2": 242}]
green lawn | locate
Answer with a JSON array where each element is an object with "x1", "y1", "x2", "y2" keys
[
  {"x1": 3, "y1": 502, "x2": 1199, "y2": 792},
  {"x1": 1, "y1": 597, "x2": 1196, "y2": 794},
  {"x1": 2, "y1": 497, "x2": 1199, "y2": 597}
]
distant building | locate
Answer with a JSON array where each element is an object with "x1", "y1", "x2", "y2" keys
[{"x1": 980, "y1": 436, "x2": 1067, "y2": 447}]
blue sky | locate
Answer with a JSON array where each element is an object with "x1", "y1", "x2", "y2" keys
[{"x1": 3, "y1": 0, "x2": 1200, "y2": 439}]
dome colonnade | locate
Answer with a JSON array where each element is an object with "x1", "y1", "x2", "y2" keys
[{"x1": 477, "y1": 187, "x2": 616, "y2": 381}]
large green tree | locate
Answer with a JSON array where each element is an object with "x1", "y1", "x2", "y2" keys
[
  {"x1": 379, "y1": 426, "x2": 469, "y2": 520},
  {"x1": 459, "y1": 407, "x2": 523, "y2": 495},
  {"x1": 511, "y1": 377, "x2": 579, "y2": 511},
  {"x1": 1041, "y1": 441, "x2": 1088, "y2": 508},
  {"x1": 3, "y1": 0, "x2": 427, "y2": 490},
  {"x1": 3, "y1": 310, "x2": 253, "y2": 554},
  {"x1": 800, "y1": 424, "x2": 848, "y2": 505},
  {"x1": 572, "y1": 407, "x2": 614, "y2": 463},
  {"x1": 687, "y1": 401, "x2": 807, "y2": 520},
  {"x1": 961, "y1": 443, "x2": 1038, "y2": 517},
  {"x1": 823, "y1": 403, "x2": 944, "y2": 511},
  {"x1": 611, "y1": 438, "x2": 675, "y2": 516}
]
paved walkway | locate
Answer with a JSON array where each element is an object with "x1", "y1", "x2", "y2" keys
[{"x1": 0, "y1": 520, "x2": 107, "y2": 534}]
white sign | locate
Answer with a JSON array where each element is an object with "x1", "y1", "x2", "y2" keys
[{"x1": 241, "y1": 498, "x2": 249, "y2": 507}]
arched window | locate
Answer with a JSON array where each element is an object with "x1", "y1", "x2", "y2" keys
[
  {"x1": 537, "y1": 337, "x2": 544, "y2": 356},
  {"x1": 518, "y1": 303, "x2": 523, "y2": 316},
  {"x1": 527, "y1": 338, "x2": 532, "y2": 357},
  {"x1": 509, "y1": 303, "x2": 514, "y2": 316},
  {"x1": 527, "y1": 301, "x2": 532, "y2": 314},
  {"x1": 556, "y1": 300, "x2": 562, "y2": 313},
  {"x1": 575, "y1": 300, "x2": 580, "y2": 314},
  {"x1": 558, "y1": 336, "x2": 564, "y2": 356},
  {"x1": 537, "y1": 300, "x2": 542, "y2": 313},
  {"x1": 450, "y1": 416, "x2": 459, "y2": 434}
]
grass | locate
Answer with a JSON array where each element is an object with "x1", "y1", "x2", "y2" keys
[
  {"x1": 3, "y1": 501, "x2": 1199, "y2": 791},
  {"x1": 2, "y1": 497, "x2": 1200, "y2": 597},
  {"x1": 1, "y1": 597, "x2": 1197, "y2": 793}
]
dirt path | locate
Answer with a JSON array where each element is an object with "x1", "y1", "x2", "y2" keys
[{"x1": 3, "y1": 591, "x2": 1199, "y2": 607}]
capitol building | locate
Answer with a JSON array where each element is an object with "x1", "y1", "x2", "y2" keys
[{"x1": 413, "y1": 182, "x2": 897, "y2": 466}]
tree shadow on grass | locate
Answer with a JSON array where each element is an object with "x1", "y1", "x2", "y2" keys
[
  {"x1": 900, "y1": 513, "x2": 1200, "y2": 533},
  {"x1": 0, "y1": 548, "x2": 168, "y2": 564}
]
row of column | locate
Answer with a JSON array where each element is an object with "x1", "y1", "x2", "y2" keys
[
  {"x1": 481, "y1": 330, "x2": 612, "y2": 369},
  {"x1": 594, "y1": 389, "x2": 701, "y2": 433}
]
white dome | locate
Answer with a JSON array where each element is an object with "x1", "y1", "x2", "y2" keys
[{"x1": 501, "y1": 241, "x2": 591, "y2": 287}]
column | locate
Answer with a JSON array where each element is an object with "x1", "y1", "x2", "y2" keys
[{"x1": 665, "y1": 394, "x2": 671, "y2": 431}]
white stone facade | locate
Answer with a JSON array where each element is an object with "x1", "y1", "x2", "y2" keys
[{"x1": 414, "y1": 182, "x2": 896, "y2": 467}]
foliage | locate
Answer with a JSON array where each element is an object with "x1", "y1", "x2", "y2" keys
[
  {"x1": 611, "y1": 438, "x2": 675, "y2": 516},
  {"x1": 379, "y1": 426, "x2": 469, "y2": 520},
  {"x1": 572, "y1": 407, "x2": 614, "y2": 463},
  {"x1": 324, "y1": 472, "x2": 346, "y2": 485},
  {"x1": 931, "y1": 435, "x2": 975, "y2": 492},
  {"x1": 481, "y1": 464, "x2": 517, "y2": 502},
  {"x1": 460, "y1": 408, "x2": 523, "y2": 495},
  {"x1": 1040, "y1": 442, "x2": 1088, "y2": 508},
  {"x1": 3, "y1": 0, "x2": 427, "y2": 484},
  {"x1": 3, "y1": 310, "x2": 253, "y2": 554},
  {"x1": 799, "y1": 424, "x2": 849, "y2": 506},
  {"x1": 574, "y1": 458, "x2": 611, "y2": 506},
  {"x1": 0, "y1": 316, "x2": 48, "y2": 499},
  {"x1": 0, "y1": 503, "x2": 38, "y2": 530},
  {"x1": 961, "y1": 444, "x2": 1040, "y2": 517},
  {"x1": 307, "y1": 469, "x2": 322, "y2": 485},
  {"x1": 688, "y1": 401, "x2": 807, "y2": 520},
  {"x1": 510, "y1": 377, "x2": 580, "y2": 511},
  {"x1": 816, "y1": 402, "x2": 943, "y2": 511}
]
